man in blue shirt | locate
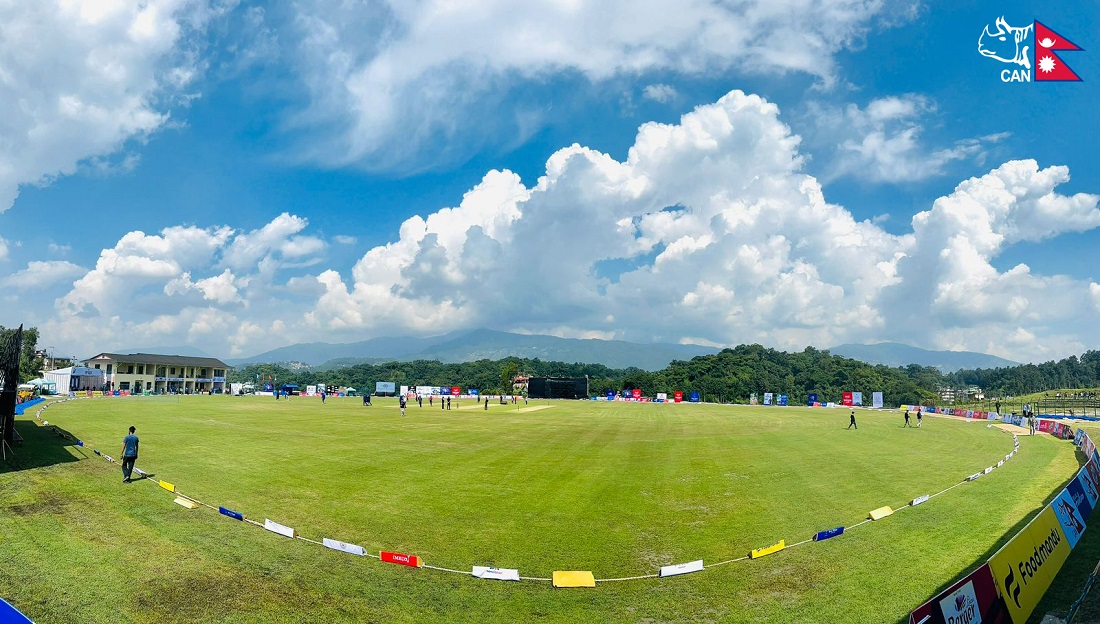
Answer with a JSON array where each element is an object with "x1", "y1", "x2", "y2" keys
[{"x1": 121, "y1": 426, "x2": 139, "y2": 483}]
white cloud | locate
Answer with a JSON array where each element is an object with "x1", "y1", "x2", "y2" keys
[
  {"x1": 642, "y1": 84, "x2": 678, "y2": 104},
  {"x1": 32, "y1": 89, "x2": 1100, "y2": 364},
  {"x1": 300, "y1": 90, "x2": 1100, "y2": 362},
  {"x1": 223, "y1": 213, "x2": 325, "y2": 270},
  {"x1": 0, "y1": 235, "x2": 8, "y2": 261},
  {"x1": 0, "y1": 0, "x2": 219, "y2": 212},
  {"x1": 805, "y1": 95, "x2": 1009, "y2": 183},
  {"x1": 1, "y1": 261, "x2": 87, "y2": 289},
  {"x1": 286, "y1": 0, "x2": 909, "y2": 170},
  {"x1": 333, "y1": 235, "x2": 357, "y2": 245}
]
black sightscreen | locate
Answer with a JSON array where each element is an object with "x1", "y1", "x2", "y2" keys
[
  {"x1": 527, "y1": 377, "x2": 588, "y2": 400},
  {"x1": 0, "y1": 325, "x2": 22, "y2": 446}
]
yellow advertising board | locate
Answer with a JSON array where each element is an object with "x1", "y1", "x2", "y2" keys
[
  {"x1": 750, "y1": 540, "x2": 786, "y2": 559},
  {"x1": 988, "y1": 506, "x2": 1071, "y2": 623},
  {"x1": 552, "y1": 571, "x2": 595, "y2": 588}
]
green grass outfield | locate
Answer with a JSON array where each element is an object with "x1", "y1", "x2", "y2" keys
[{"x1": 0, "y1": 396, "x2": 1083, "y2": 623}]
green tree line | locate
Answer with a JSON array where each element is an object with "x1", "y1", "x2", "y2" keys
[
  {"x1": 948, "y1": 351, "x2": 1100, "y2": 397},
  {"x1": 227, "y1": 345, "x2": 944, "y2": 407}
]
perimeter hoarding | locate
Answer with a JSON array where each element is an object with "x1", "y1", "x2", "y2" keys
[
  {"x1": 988, "y1": 506, "x2": 1072, "y2": 624},
  {"x1": 908, "y1": 563, "x2": 1008, "y2": 624}
]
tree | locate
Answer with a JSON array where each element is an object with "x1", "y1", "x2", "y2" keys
[
  {"x1": 0, "y1": 325, "x2": 43, "y2": 383},
  {"x1": 500, "y1": 361, "x2": 520, "y2": 392}
]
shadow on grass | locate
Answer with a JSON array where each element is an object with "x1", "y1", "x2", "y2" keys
[
  {"x1": 893, "y1": 444, "x2": 1084, "y2": 624},
  {"x1": 0, "y1": 418, "x2": 87, "y2": 474}
]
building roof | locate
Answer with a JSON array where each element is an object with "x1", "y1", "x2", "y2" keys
[{"x1": 85, "y1": 353, "x2": 230, "y2": 369}]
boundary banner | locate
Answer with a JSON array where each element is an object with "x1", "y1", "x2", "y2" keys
[
  {"x1": 908, "y1": 563, "x2": 1008, "y2": 624},
  {"x1": 381, "y1": 551, "x2": 421, "y2": 567},
  {"x1": 988, "y1": 506, "x2": 1071, "y2": 624},
  {"x1": 750, "y1": 540, "x2": 785, "y2": 559},
  {"x1": 659, "y1": 560, "x2": 704, "y2": 578},
  {"x1": 323, "y1": 538, "x2": 367, "y2": 556},
  {"x1": 1051, "y1": 488, "x2": 1087, "y2": 549},
  {"x1": 472, "y1": 566, "x2": 520, "y2": 581}
]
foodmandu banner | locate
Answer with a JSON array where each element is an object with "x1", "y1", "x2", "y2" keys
[
  {"x1": 908, "y1": 563, "x2": 1009, "y2": 624},
  {"x1": 841, "y1": 392, "x2": 853, "y2": 407},
  {"x1": 988, "y1": 506, "x2": 1072, "y2": 624},
  {"x1": 872, "y1": 392, "x2": 883, "y2": 408},
  {"x1": 852, "y1": 392, "x2": 863, "y2": 406}
]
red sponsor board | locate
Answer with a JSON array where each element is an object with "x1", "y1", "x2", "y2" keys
[
  {"x1": 1039, "y1": 420, "x2": 1054, "y2": 433},
  {"x1": 632, "y1": 388, "x2": 642, "y2": 399},
  {"x1": 842, "y1": 392, "x2": 853, "y2": 407},
  {"x1": 381, "y1": 551, "x2": 421, "y2": 567},
  {"x1": 450, "y1": 386, "x2": 460, "y2": 396},
  {"x1": 674, "y1": 391, "x2": 683, "y2": 403},
  {"x1": 909, "y1": 563, "x2": 1009, "y2": 624}
]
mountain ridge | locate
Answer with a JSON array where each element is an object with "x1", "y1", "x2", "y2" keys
[
  {"x1": 227, "y1": 329, "x2": 720, "y2": 371},
  {"x1": 828, "y1": 342, "x2": 1019, "y2": 373}
]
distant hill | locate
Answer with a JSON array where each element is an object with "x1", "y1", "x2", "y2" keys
[
  {"x1": 230, "y1": 329, "x2": 720, "y2": 371},
  {"x1": 828, "y1": 342, "x2": 1019, "y2": 373}
]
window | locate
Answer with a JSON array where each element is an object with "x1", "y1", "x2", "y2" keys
[
  {"x1": 170, "y1": 368, "x2": 176, "y2": 375},
  {"x1": 126, "y1": 365, "x2": 134, "y2": 374},
  {"x1": 146, "y1": 382, "x2": 152, "y2": 390},
  {"x1": 119, "y1": 382, "x2": 130, "y2": 391},
  {"x1": 136, "y1": 365, "x2": 144, "y2": 375},
  {"x1": 94, "y1": 364, "x2": 101, "y2": 369},
  {"x1": 106, "y1": 364, "x2": 113, "y2": 375}
]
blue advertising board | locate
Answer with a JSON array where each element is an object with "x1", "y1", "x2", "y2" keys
[{"x1": 689, "y1": 391, "x2": 701, "y2": 403}]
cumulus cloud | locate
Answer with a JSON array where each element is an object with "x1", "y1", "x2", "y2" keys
[
  {"x1": 286, "y1": 0, "x2": 910, "y2": 170},
  {"x1": 0, "y1": 0, "x2": 220, "y2": 212},
  {"x1": 1, "y1": 261, "x2": 87, "y2": 290},
  {"x1": 805, "y1": 95, "x2": 1010, "y2": 182},
  {"x1": 36, "y1": 90, "x2": 1100, "y2": 363},
  {"x1": 299, "y1": 91, "x2": 1100, "y2": 362},
  {"x1": 45, "y1": 214, "x2": 327, "y2": 355},
  {"x1": 642, "y1": 84, "x2": 678, "y2": 104}
]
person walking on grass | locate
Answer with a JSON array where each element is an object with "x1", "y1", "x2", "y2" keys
[
  {"x1": 399, "y1": 394, "x2": 407, "y2": 417},
  {"x1": 904, "y1": 408, "x2": 912, "y2": 428},
  {"x1": 848, "y1": 410, "x2": 857, "y2": 430},
  {"x1": 916, "y1": 407, "x2": 923, "y2": 427},
  {"x1": 121, "y1": 426, "x2": 139, "y2": 483}
]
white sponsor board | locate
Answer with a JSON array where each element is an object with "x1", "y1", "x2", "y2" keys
[
  {"x1": 472, "y1": 566, "x2": 520, "y2": 581},
  {"x1": 264, "y1": 519, "x2": 297, "y2": 538},
  {"x1": 659, "y1": 559, "x2": 704, "y2": 578},
  {"x1": 872, "y1": 391, "x2": 884, "y2": 409},
  {"x1": 323, "y1": 538, "x2": 366, "y2": 556},
  {"x1": 984, "y1": 466, "x2": 993, "y2": 474},
  {"x1": 911, "y1": 495, "x2": 930, "y2": 506},
  {"x1": 938, "y1": 580, "x2": 981, "y2": 624},
  {"x1": 656, "y1": 393, "x2": 667, "y2": 402}
]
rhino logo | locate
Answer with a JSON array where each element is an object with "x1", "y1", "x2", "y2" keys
[{"x1": 979, "y1": 16, "x2": 1033, "y2": 69}]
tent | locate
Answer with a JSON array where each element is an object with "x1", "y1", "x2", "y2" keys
[
  {"x1": 26, "y1": 378, "x2": 58, "y2": 395},
  {"x1": 345, "y1": 387, "x2": 357, "y2": 397}
]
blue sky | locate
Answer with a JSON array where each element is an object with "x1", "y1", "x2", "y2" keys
[{"x1": 1, "y1": 0, "x2": 1098, "y2": 363}]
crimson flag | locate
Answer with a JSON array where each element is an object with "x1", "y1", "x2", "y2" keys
[{"x1": 1034, "y1": 21, "x2": 1083, "y2": 81}]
